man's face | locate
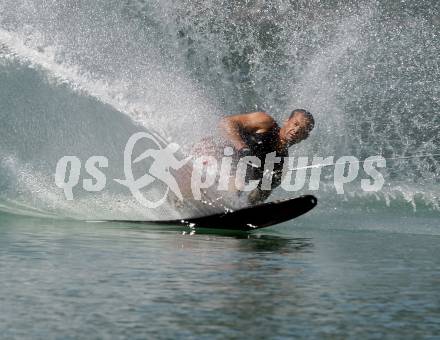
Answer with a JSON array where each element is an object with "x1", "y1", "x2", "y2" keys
[{"x1": 281, "y1": 114, "x2": 313, "y2": 145}]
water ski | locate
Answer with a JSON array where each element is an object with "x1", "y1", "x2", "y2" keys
[{"x1": 111, "y1": 195, "x2": 317, "y2": 231}]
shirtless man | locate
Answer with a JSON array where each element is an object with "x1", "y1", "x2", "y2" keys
[{"x1": 219, "y1": 109, "x2": 314, "y2": 204}]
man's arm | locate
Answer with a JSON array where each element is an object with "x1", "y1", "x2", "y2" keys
[{"x1": 219, "y1": 111, "x2": 275, "y2": 151}]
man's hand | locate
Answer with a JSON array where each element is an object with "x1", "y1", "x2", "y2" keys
[{"x1": 236, "y1": 147, "x2": 260, "y2": 169}]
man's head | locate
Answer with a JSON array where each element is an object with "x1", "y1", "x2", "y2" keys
[{"x1": 279, "y1": 109, "x2": 314, "y2": 146}]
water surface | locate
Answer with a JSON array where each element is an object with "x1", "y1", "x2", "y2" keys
[{"x1": 1, "y1": 212, "x2": 439, "y2": 339}]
